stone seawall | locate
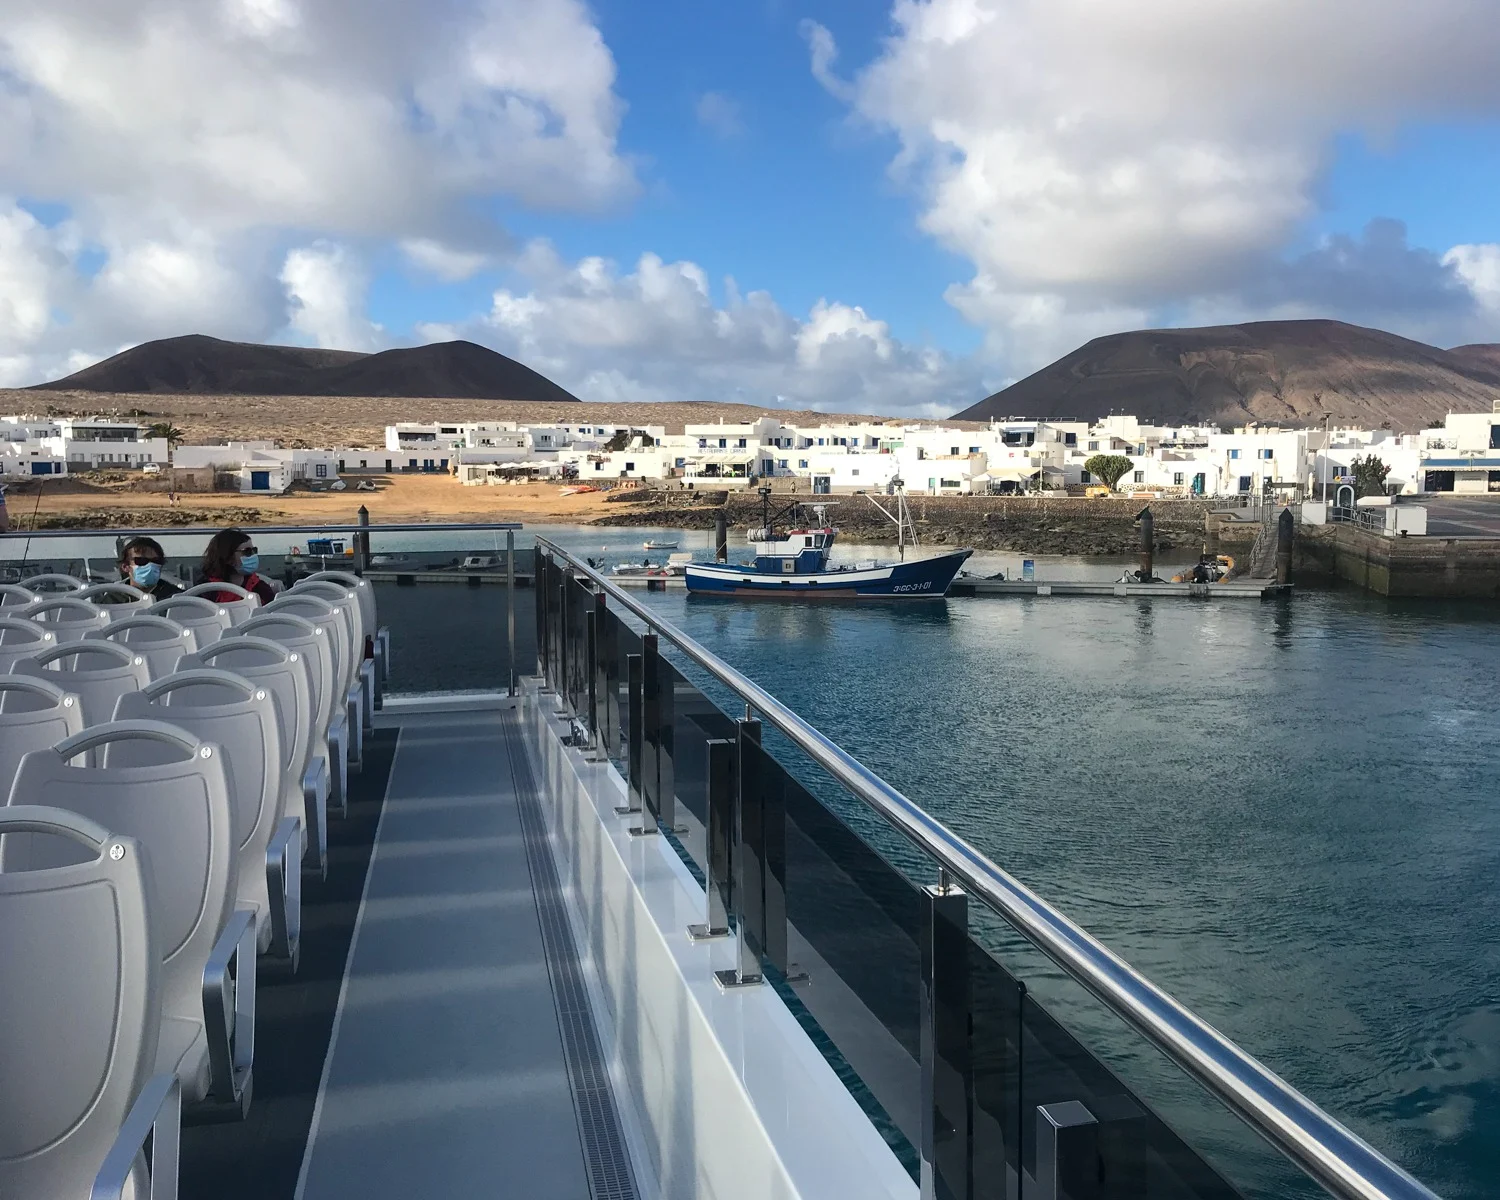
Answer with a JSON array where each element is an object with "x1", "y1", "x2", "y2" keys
[
  {"x1": 594, "y1": 493, "x2": 1224, "y2": 556},
  {"x1": 1297, "y1": 524, "x2": 1500, "y2": 597}
]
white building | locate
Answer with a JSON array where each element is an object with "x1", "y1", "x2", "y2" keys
[
  {"x1": 1417, "y1": 405, "x2": 1500, "y2": 493},
  {"x1": 175, "y1": 442, "x2": 340, "y2": 493}
]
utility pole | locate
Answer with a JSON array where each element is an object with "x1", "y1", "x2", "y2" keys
[{"x1": 1321, "y1": 413, "x2": 1331, "y2": 505}]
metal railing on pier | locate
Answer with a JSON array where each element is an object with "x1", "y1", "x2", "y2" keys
[{"x1": 534, "y1": 537, "x2": 1440, "y2": 1200}]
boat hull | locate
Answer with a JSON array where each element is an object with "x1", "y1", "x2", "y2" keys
[{"x1": 685, "y1": 549, "x2": 973, "y2": 598}]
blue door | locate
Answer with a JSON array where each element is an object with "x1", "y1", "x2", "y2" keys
[
  {"x1": 30, "y1": 462, "x2": 52, "y2": 475},
  {"x1": 250, "y1": 470, "x2": 271, "y2": 491}
]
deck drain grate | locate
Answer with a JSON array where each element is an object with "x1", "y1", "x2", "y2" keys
[{"x1": 505, "y1": 715, "x2": 641, "y2": 1200}]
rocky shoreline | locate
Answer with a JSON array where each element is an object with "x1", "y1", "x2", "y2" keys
[{"x1": 592, "y1": 492, "x2": 1223, "y2": 556}]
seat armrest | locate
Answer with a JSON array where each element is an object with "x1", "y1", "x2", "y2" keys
[
  {"x1": 202, "y1": 907, "x2": 256, "y2": 1110},
  {"x1": 91, "y1": 1072, "x2": 181, "y2": 1200},
  {"x1": 301, "y1": 756, "x2": 329, "y2": 880},
  {"x1": 327, "y1": 711, "x2": 349, "y2": 817},
  {"x1": 265, "y1": 815, "x2": 303, "y2": 969},
  {"x1": 375, "y1": 625, "x2": 390, "y2": 686},
  {"x1": 345, "y1": 681, "x2": 364, "y2": 774},
  {"x1": 359, "y1": 658, "x2": 375, "y2": 730}
]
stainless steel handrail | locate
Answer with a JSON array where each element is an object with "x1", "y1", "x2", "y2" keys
[
  {"x1": 538, "y1": 537, "x2": 1439, "y2": 1200},
  {"x1": 1, "y1": 521, "x2": 524, "y2": 540}
]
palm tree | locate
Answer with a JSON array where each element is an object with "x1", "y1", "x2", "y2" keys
[{"x1": 144, "y1": 422, "x2": 184, "y2": 480}]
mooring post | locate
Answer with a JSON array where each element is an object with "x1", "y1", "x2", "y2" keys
[
  {"x1": 1276, "y1": 507, "x2": 1295, "y2": 585},
  {"x1": 1137, "y1": 505, "x2": 1154, "y2": 582},
  {"x1": 715, "y1": 507, "x2": 728, "y2": 563}
]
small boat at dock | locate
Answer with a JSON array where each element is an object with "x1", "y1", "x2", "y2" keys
[
  {"x1": 684, "y1": 485, "x2": 970, "y2": 598},
  {"x1": 643, "y1": 539, "x2": 679, "y2": 550}
]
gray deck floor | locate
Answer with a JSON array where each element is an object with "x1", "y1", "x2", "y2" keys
[{"x1": 296, "y1": 707, "x2": 591, "y2": 1200}]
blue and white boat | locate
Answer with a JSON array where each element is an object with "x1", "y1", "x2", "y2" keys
[{"x1": 685, "y1": 487, "x2": 971, "y2": 598}]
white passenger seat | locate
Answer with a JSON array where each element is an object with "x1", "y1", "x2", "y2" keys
[
  {"x1": 150, "y1": 593, "x2": 233, "y2": 649},
  {"x1": 181, "y1": 636, "x2": 326, "y2": 879},
  {"x1": 12, "y1": 641, "x2": 152, "y2": 728},
  {"x1": 237, "y1": 611, "x2": 347, "y2": 817},
  {"x1": 76, "y1": 582, "x2": 154, "y2": 622},
  {"x1": 17, "y1": 596, "x2": 112, "y2": 644},
  {"x1": 0, "y1": 615, "x2": 56, "y2": 673},
  {"x1": 0, "y1": 675, "x2": 84, "y2": 800},
  {"x1": 0, "y1": 583, "x2": 38, "y2": 609},
  {"x1": 0, "y1": 805, "x2": 180, "y2": 1200},
  {"x1": 87, "y1": 613, "x2": 198, "y2": 679},
  {"x1": 6, "y1": 720, "x2": 255, "y2": 1118},
  {"x1": 182, "y1": 581, "x2": 261, "y2": 627},
  {"x1": 115, "y1": 669, "x2": 299, "y2": 966}
]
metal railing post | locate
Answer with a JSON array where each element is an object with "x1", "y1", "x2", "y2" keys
[
  {"x1": 592, "y1": 591, "x2": 610, "y2": 748},
  {"x1": 615, "y1": 653, "x2": 644, "y2": 817},
  {"x1": 687, "y1": 737, "x2": 734, "y2": 941},
  {"x1": 556, "y1": 566, "x2": 571, "y2": 713},
  {"x1": 506, "y1": 529, "x2": 516, "y2": 696},
  {"x1": 715, "y1": 715, "x2": 764, "y2": 989},
  {"x1": 585, "y1": 608, "x2": 600, "y2": 756},
  {"x1": 534, "y1": 547, "x2": 549, "y2": 688},
  {"x1": 1035, "y1": 1102, "x2": 1099, "y2": 1200},
  {"x1": 920, "y1": 878, "x2": 971, "y2": 1200},
  {"x1": 630, "y1": 635, "x2": 660, "y2": 836},
  {"x1": 655, "y1": 641, "x2": 678, "y2": 832}
]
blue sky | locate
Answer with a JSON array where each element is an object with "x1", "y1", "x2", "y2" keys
[{"x1": 3, "y1": 0, "x2": 1500, "y2": 413}]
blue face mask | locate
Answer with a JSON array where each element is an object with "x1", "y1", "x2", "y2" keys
[
  {"x1": 238, "y1": 553, "x2": 260, "y2": 575},
  {"x1": 130, "y1": 562, "x2": 162, "y2": 588}
]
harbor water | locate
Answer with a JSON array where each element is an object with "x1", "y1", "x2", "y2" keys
[{"x1": 541, "y1": 528, "x2": 1497, "y2": 1199}]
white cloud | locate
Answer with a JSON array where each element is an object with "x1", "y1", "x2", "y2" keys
[
  {"x1": 400, "y1": 238, "x2": 498, "y2": 283},
  {"x1": 695, "y1": 91, "x2": 744, "y2": 140},
  {"x1": 457, "y1": 240, "x2": 984, "y2": 414},
  {"x1": 0, "y1": 0, "x2": 633, "y2": 380},
  {"x1": 280, "y1": 243, "x2": 384, "y2": 352},
  {"x1": 1446, "y1": 245, "x2": 1500, "y2": 320},
  {"x1": 811, "y1": 0, "x2": 1500, "y2": 368}
]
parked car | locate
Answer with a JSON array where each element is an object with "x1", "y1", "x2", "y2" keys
[{"x1": 141, "y1": 463, "x2": 162, "y2": 475}]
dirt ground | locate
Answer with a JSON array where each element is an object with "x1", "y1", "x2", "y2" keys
[{"x1": 4, "y1": 472, "x2": 633, "y2": 529}]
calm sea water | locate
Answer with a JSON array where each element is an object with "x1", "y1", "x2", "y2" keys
[{"x1": 622, "y1": 567, "x2": 1500, "y2": 1200}]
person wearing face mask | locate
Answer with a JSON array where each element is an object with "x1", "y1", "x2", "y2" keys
[
  {"x1": 200, "y1": 527, "x2": 278, "y2": 605},
  {"x1": 117, "y1": 536, "x2": 182, "y2": 600}
]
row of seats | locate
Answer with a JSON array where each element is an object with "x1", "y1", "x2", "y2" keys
[{"x1": 0, "y1": 569, "x2": 389, "y2": 1200}]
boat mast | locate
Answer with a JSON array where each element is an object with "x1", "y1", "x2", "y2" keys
[{"x1": 864, "y1": 476, "x2": 919, "y2": 560}]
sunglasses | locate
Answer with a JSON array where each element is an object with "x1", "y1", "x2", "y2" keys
[
  {"x1": 238, "y1": 545, "x2": 259, "y2": 556},
  {"x1": 125, "y1": 555, "x2": 165, "y2": 566}
]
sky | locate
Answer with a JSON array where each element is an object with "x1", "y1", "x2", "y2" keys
[{"x1": 2, "y1": 0, "x2": 1500, "y2": 417}]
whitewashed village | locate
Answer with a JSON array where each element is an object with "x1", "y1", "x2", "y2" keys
[{"x1": 2, "y1": 404, "x2": 1498, "y2": 501}]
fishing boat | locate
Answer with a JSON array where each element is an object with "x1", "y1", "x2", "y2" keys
[
  {"x1": 684, "y1": 484, "x2": 971, "y2": 598},
  {"x1": 643, "y1": 539, "x2": 679, "y2": 550}
]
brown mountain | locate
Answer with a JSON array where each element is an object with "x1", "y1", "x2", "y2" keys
[
  {"x1": 955, "y1": 319, "x2": 1500, "y2": 429},
  {"x1": 31, "y1": 334, "x2": 580, "y2": 402},
  {"x1": 1450, "y1": 343, "x2": 1500, "y2": 374}
]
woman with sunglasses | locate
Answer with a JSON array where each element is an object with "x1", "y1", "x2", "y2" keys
[
  {"x1": 118, "y1": 535, "x2": 183, "y2": 600},
  {"x1": 199, "y1": 528, "x2": 278, "y2": 605}
]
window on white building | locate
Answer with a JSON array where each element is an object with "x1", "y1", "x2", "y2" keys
[
  {"x1": 1260, "y1": 448, "x2": 1273, "y2": 460},
  {"x1": 315, "y1": 463, "x2": 328, "y2": 478},
  {"x1": 1238, "y1": 475, "x2": 1252, "y2": 491},
  {"x1": 1133, "y1": 470, "x2": 1145, "y2": 483},
  {"x1": 1229, "y1": 449, "x2": 1241, "y2": 460},
  {"x1": 1173, "y1": 472, "x2": 1184, "y2": 486},
  {"x1": 778, "y1": 459, "x2": 788, "y2": 469},
  {"x1": 799, "y1": 459, "x2": 808, "y2": 468},
  {"x1": 950, "y1": 446, "x2": 960, "y2": 455},
  {"x1": 851, "y1": 469, "x2": 859, "y2": 476},
  {"x1": 1087, "y1": 441, "x2": 1099, "y2": 451}
]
